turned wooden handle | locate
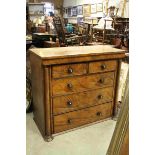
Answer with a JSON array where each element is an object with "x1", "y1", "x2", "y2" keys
[
  {"x1": 98, "y1": 95, "x2": 103, "y2": 99},
  {"x1": 67, "y1": 83, "x2": 73, "y2": 89},
  {"x1": 67, "y1": 101, "x2": 72, "y2": 106},
  {"x1": 67, "y1": 119, "x2": 72, "y2": 124},
  {"x1": 101, "y1": 64, "x2": 106, "y2": 70},
  {"x1": 96, "y1": 112, "x2": 102, "y2": 116},
  {"x1": 68, "y1": 67, "x2": 73, "y2": 74}
]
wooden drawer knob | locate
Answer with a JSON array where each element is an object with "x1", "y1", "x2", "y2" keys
[
  {"x1": 101, "y1": 64, "x2": 106, "y2": 70},
  {"x1": 98, "y1": 95, "x2": 103, "y2": 99},
  {"x1": 67, "y1": 119, "x2": 72, "y2": 124},
  {"x1": 96, "y1": 112, "x2": 102, "y2": 116},
  {"x1": 99, "y1": 78, "x2": 104, "y2": 84},
  {"x1": 68, "y1": 67, "x2": 73, "y2": 74},
  {"x1": 67, "y1": 101, "x2": 72, "y2": 106},
  {"x1": 67, "y1": 83, "x2": 73, "y2": 89}
]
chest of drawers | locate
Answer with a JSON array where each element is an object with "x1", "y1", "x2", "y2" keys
[{"x1": 30, "y1": 45, "x2": 125, "y2": 141}]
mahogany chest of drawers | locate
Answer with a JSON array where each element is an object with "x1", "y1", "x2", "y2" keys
[{"x1": 30, "y1": 45, "x2": 125, "y2": 141}]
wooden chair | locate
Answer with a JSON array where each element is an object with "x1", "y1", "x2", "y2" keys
[
  {"x1": 102, "y1": 19, "x2": 116, "y2": 44},
  {"x1": 53, "y1": 16, "x2": 79, "y2": 46}
]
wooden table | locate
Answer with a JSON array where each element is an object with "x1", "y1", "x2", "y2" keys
[{"x1": 32, "y1": 33, "x2": 57, "y2": 47}]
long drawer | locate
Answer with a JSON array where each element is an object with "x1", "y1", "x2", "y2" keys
[
  {"x1": 54, "y1": 102, "x2": 113, "y2": 133},
  {"x1": 52, "y1": 72, "x2": 115, "y2": 96},
  {"x1": 52, "y1": 87, "x2": 114, "y2": 115}
]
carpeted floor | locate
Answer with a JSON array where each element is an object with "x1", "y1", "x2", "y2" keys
[{"x1": 26, "y1": 113, "x2": 116, "y2": 155}]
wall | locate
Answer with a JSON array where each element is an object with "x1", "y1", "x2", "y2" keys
[
  {"x1": 63, "y1": 0, "x2": 105, "y2": 18},
  {"x1": 27, "y1": 0, "x2": 128, "y2": 18},
  {"x1": 27, "y1": 0, "x2": 64, "y2": 10},
  {"x1": 27, "y1": 0, "x2": 50, "y2": 3},
  {"x1": 63, "y1": 0, "x2": 129, "y2": 18},
  {"x1": 27, "y1": 0, "x2": 64, "y2": 15}
]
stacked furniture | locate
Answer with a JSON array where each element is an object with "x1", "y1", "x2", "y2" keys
[
  {"x1": 26, "y1": 3, "x2": 44, "y2": 22},
  {"x1": 30, "y1": 45, "x2": 125, "y2": 141}
]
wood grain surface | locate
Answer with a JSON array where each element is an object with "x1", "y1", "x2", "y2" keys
[
  {"x1": 52, "y1": 63, "x2": 87, "y2": 78},
  {"x1": 54, "y1": 102, "x2": 113, "y2": 133},
  {"x1": 89, "y1": 60, "x2": 117, "y2": 73},
  {"x1": 42, "y1": 53, "x2": 126, "y2": 66},
  {"x1": 30, "y1": 53, "x2": 45, "y2": 136},
  {"x1": 113, "y1": 60, "x2": 122, "y2": 116},
  {"x1": 52, "y1": 72, "x2": 115, "y2": 96},
  {"x1": 44, "y1": 67, "x2": 52, "y2": 138},
  {"x1": 52, "y1": 87, "x2": 114, "y2": 115},
  {"x1": 29, "y1": 45, "x2": 126, "y2": 59}
]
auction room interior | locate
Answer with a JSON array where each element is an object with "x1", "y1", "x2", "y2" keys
[{"x1": 26, "y1": 0, "x2": 129, "y2": 154}]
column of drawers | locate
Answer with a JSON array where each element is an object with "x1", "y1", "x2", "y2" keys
[{"x1": 51, "y1": 60, "x2": 117, "y2": 133}]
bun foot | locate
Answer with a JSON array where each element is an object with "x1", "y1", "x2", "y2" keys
[{"x1": 44, "y1": 135, "x2": 54, "y2": 142}]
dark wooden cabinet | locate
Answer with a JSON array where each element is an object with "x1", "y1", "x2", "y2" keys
[{"x1": 30, "y1": 45, "x2": 125, "y2": 141}]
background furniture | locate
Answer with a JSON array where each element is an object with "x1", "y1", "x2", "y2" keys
[
  {"x1": 44, "y1": 41, "x2": 60, "y2": 48},
  {"x1": 32, "y1": 33, "x2": 51, "y2": 47},
  {"x1": 113, "y1": 17, "x2": 129, "y2": 50},
  {"x1": 53, "y1": 16, "x2": 79, "y2": 46},
  {"x1": 27, "y1": 3, "x2": 44, "y2": 21},
  {"x1": 93, "y1": 17, "x2": 115, "y2": 44},
  {"x1": 32, "y1": 33, "x2": 57, "y2": 47},
  {"x1": 26, "y1": 43, "x2": 37, "y2": 113},
  {"x1": 30, "y1": 45, "x2": 126, "y2": 141}
]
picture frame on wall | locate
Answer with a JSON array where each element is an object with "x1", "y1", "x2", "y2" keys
[
  {"x1": 97, "y1": 3, "x2": 103, "y2": 12},
  {"x1": 72, "y1": 6, "x2": 77, "y2": 16},
  {"x1": 65, "y1": 8, "x2": 68, "y2": 14},
  {"x1": 83, "y1": 4, "x2": 91, "y2": 17},
  {"x1": 91, "y1": 4, "x2": 97, "y2": 14},
  {"x1": 77, "y1": 5, "x2": 83, "y2": 15},
  {"x1": 68, "y1": 7, "x2": 72, "y2": 17}
]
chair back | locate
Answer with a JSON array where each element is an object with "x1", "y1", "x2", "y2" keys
[{"x1": 53, "y1": 16, "x2": 66, "y2": 44}]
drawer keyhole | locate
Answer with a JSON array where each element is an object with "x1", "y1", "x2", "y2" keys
[
  {"x1": 67, "y1": 101, "x2": 72, "y2": 106},
  {"x1": 96, "y1": 112, "x2": 102, "y2": 116},
  {"x1": 101, "y1": 64, "x2": 106, "y2": 70},
  {"x1": 68, "y1": 67, "x2": 73, "y2": 74}
]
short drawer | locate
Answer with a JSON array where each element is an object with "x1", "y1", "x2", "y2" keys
[
  {"x1": 53, "y1": 87, "x2": 114, "y2": 115},
  {"x1": 52, "y1": 63, "x2": 87, "y2": 78},
  {"x1": 89, "y1": 60, "x2": 117, "y2": 74},
  {"x1": 54, "y1": 102, "x2": 113, "y2": 133},
  {"x1": 52, "y1": 72, "x2": 115, "y2": 96}
]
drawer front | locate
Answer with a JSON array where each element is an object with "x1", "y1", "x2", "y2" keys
[
  {"x1": 52, "y1": 72, "x2": 115, "y2": 96},
  {"x1": 53, "y1": 87, "x2": 114, "y2": 115},
  {"x1": 54, "y1": 102, "x2": 113, "y2": 133},
  {"x1": 52, "y1": 63, "x2": 87, "y2": 78},
  {"x1": 89, "y1": 60, "x2": 117, "y2": 74}
]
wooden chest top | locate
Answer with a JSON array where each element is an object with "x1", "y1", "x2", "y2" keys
[
  {"x1": 30, "y1": 45, "x2": 126, "y2": 141},
  {"x1": 30, "y1": 45, "x2": 125, "y2": 59}
]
